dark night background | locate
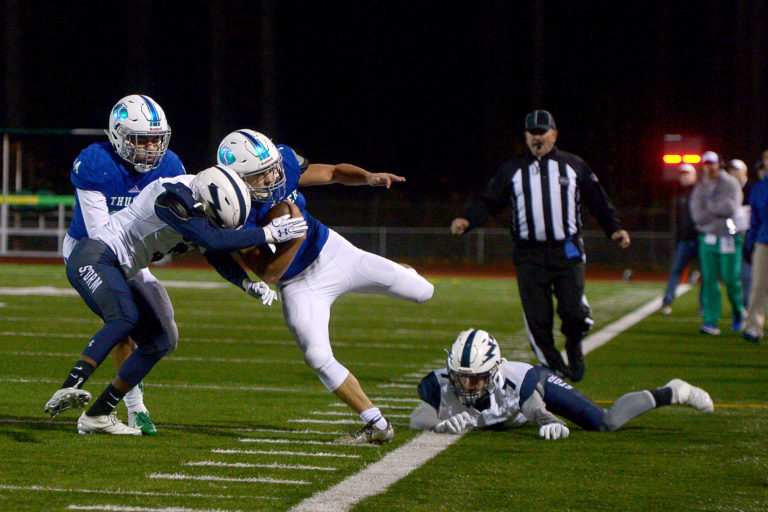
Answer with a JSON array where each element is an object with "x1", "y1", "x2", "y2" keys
[{"x1": 2, "y1": 0, "x2": 767, "y2": 229}]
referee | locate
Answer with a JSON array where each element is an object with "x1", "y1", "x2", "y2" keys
[{"x1": 451, "y1": 110, "x2": 630, "y2": 382}]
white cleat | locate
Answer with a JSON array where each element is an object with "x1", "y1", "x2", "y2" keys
[
  {"x1": 44, "y1": 387, "x2": 92, "y2": 417},
  {"x1": 77, "y1": 412, "x2": 142, "y2": 435},
  {"x1": 666, "y1": 379, "x2": 714, "y2": 413}
]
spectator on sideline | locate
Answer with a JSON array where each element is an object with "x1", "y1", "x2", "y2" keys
[
  {"x1": 450, "y1": 110, "x2": 629, "y2": 382},
  {"x1": 742, "y1": 164, "x2": 768, "y2": 344},
  {"x1": 661, "y1": 163, "x2": 700, "y2": 315},
  {"x1": 726, "y1": 158, "x2": 753, "y2": 307},
  {"x1": 689, "y1": 151, "x2": 745, "y2": 335}
]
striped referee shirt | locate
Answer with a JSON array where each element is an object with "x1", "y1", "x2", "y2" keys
[{"x1": 463, "y1": 147, "x2": 622, "y2": 243}]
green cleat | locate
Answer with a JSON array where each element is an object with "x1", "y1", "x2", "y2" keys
[{"x1": 128, "y1": 411, "x2": 157, "y2": 435}]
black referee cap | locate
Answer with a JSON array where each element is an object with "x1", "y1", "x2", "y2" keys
[{"x1": 525, "y1": 110, "x2": 556, "y2": 132}]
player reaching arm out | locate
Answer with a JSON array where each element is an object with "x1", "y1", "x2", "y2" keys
[{"x1": 299, "y1": 162, "x2": 405, "y2": 188}]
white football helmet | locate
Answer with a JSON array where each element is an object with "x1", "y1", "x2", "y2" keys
[
  {"x1": 446, "y1": 328, "x2": 502, "y2": 407},
  {"x1": 108, "y1": 94, "x2": 172, "y2": 173},
  {"x1": 193, "y1": 165, "x2": 251, "y2": 229},
  {"x1": 217, "y1": 129, "x2": 286, "y2": 203}
]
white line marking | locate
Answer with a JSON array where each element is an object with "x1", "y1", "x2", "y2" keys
[
  {"x1": 184, "y1": 461, "x2": 337, "y2": 471},
  {"x1": 0, "y1": 485, "x2": 274, "y2": 500},
  {"x1": 148, "y1": 473, "x2": 309, "y2": 485},
  {"x1": 0, "y1": 282, "x2": 229, "y2": 297},
  {"x1": 309, "y1": 410, "x2": 411, "y2": 419},
  {"x1": 232, "y1": 427, "x2": 342, "y2": 435},
  {"x1": 288, "y1": 419, "x2": 358, "y2": 425},
  {"x1": 376, "y1": 383, "x2": 415, "y2": 389},
  {"x1": 67, "y1": 505, "x2": 239, "y2": 512},
  {"x1": 289, "y1": 290, "x2": 688, "y2": 512},
  {"x1": 212, "y1": 449, "x2": 361, "y2": 459}
]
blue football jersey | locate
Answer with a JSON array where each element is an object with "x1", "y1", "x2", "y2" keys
[
  {"x1": 244, "y1": 144, "x2": 330, "y2": 280},
  {"x1": 67, "y1": 142, "x2": 186, "y2": 240}
]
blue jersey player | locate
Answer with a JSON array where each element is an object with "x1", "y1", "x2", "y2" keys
[
  {"x1": 410, "y1": 329, "x2": 714, "y2": 438},
  {"x1": 62, "y1": 94, "x2": 185, "y2": 434},
  {"x1": 216, "y1": 129, "x2": 435, "y2": 445}
]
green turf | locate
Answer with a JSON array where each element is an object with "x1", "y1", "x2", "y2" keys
[{"x1": 1, "y1": 262, "x2": 766, "y2": 511}]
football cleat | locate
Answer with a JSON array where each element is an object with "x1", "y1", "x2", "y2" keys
[
  {"x1": 128, "y1": 411, "x2": 157, "y2": 435},
  {"x1": 77, "y1": 412, "x2": 142, "y2": 435},
  {"x1": 660, "y1": 305, "x2": 672, "y2": 315},
  {"x1": 44, "y1": 387, "x2": 92, "y2": 417},
  {"x1": 565, "y1": 341, "x2": 586, "y2": 383},
  {"x1": 699, "y1": 324, "x2": 721, "y2": 335},
  {"x1": 742, "y1": 329, "x2": 761, "y2": 344},
  {"x1": 665, "y1": 379, "x2": 714, "y2": 413},
  {"x1": 335, "y1": 420, "x2": 394, "y2": 445}
]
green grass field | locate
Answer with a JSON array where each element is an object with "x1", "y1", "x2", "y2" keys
[{"x1": 1, "y1": 262, "x2": 766, "y2": 511}]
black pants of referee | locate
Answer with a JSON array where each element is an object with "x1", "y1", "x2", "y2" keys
[{"x1": 513, "y1": 239, "x2": 593, "y2": 381}]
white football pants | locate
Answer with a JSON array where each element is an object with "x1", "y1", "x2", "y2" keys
[{"x1": 279, "y1": 230, "x2": 434, "y2": 391}]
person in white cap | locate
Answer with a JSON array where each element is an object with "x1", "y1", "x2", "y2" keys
[
  {"x1": 690, "y1": 151, "x2": 745, "y2": 335},
  {"x1": 661, "y1": 163, "x2": 700, "y2": 314}
]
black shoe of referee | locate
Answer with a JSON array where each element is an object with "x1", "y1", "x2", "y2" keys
[{"x1": 566, "y1": 340, "x2": 586, "y2": 382}]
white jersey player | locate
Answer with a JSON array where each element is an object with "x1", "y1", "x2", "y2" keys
[
  {"x1": 45, "y1": 166, "x2": 307, "y2": 435},
  {"x1": 410, "y1": 329, "x2": 714, "y2": 439}
]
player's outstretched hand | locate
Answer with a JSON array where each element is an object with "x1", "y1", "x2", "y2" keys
[
  {"x1": 450, "y1": 217, "x2": 470, "y2": 236},
  {"x1": 162, "y1": 182, "x2": 204, "y2": 216},
  {"x1": 263, "y1": 214, "x2": 308, "y2": 243},
  {"x1": 367, "y1": 172, "x2": 405, "y2": 188},
  {"x1": 433, "y1": 411, "x2": 476, "y2": 434},
  {"x1": 539, "y1": 422, "x2": 569, "y2": 440},
  {"x1": 242, "y1": 279, "x2": 279, "y2": 306}
]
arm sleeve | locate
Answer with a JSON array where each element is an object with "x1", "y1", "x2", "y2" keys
[
  {"x1": 578, "y1": 164, "x2": 622, "y2": 238},
  {"x1": 689, "y1": 185, "x2": 713, "y2": 226},
  {"x1": 409, "y1": 400, "x2": 442, "y2": 431},
  {"x1": 463, "y1": 164, "x2": 513, "y2": 230},
  {"x1": 707, "y1": 179, "x2": 741, "y2": 218},
  {"x1": 520, "y1": 389, "x2": 566, "y2": 427},
  {"x1": 154, "y1": 191, "x2": 268, "y2": 251},
  {"x1": 203, "y1": 250, "x2": 250, "y2": 289},
  {"x1": 76, "y1": 189, "x2": 111, "y2": 236}
]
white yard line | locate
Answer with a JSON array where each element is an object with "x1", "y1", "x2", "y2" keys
[
  {"x1": 0, "y1": 485, "x2": 274, "y2": 500},
  {"x1": 289, "y1": 289, "x2": 687, "y2": 512},
  {"x1": 148, "y1": 473, "x2": 309, "y2": 485},
  {"x1": 212, "y1": 449, "x2": 361, "y2": 459},
  {"x1": 67, "y1": 505, "x2": 238, "y2": 512},
  {"x1": 184, "y1": 461, "x2": 337, "y2": 471}
]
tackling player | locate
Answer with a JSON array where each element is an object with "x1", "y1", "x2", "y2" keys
[
  {"x1": 216, "y1": 129, "x2": 435, "y2": 445},
  {"x1": 62, "y1": 94, "x2": 185, "y2": 434},
  {"x1": 410, "y1": 328, "x2": 714, "y2": 438},
  {"x1": 45, "y1": 166, "x2": 307, "y2": 435}
]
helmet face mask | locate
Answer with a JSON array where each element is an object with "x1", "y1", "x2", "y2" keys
[
  {"x1": 108, "y1": 95, "x2": 171, "y2": 173},
  {"x1": 217, "y1": 130, "x2": 287, "y2": 203},
  {"x1": 193, "y1": 165, "x2": 252, "y2": 229},
  {"x1": 446, "y1": 329, "x2": 501, "y2": 407}
]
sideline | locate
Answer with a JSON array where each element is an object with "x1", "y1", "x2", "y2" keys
[{"x1": 289, "y1": 285, "x2": 692, "y2": 512}]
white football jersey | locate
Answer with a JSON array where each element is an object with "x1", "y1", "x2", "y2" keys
[
  {"x1": 426, "y1": 360, "x2": 531, "y2": 428},
  {"x1": 93, "y1": 175, "x2": 198, "y2": 279}
]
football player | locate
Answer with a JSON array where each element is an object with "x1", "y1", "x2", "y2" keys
[
  {"x1": 45, "y1": 166, "x2": 307, "y2": 435},
  {"x1": 215, "y1": 129, "x2": 435, "y2": 445},
  {"x1": 410, "y1": 329, "x2": 714, "y2": 438},
  {"x1": 62, "y1": 95, "x2": 185, "y2": 434}
]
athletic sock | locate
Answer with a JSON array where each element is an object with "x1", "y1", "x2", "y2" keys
[
  {"x1": 123, "y1": 384, "x2": 147, "y2": 414},
  {"x1": 61, "y1": 360, "x2": 95, "y2": 389},
  {"x1": 360, "y1": 407, "x2": 388, "y2": 430},
  {"x1": 649, "y1": 386, "x2": 673, "y2": 407},
  {"x1": 86, "y1": 384, "x2": 126, "y2": 417}
]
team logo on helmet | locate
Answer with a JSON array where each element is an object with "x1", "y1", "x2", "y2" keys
[
  {"x1": 112, "y1": 104, "x2": 128, "y2": 121},
  {"x1": 218, "y1": 146, "x2": 236, "y2": 166}
]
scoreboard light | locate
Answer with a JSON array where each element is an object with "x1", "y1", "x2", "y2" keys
[
  {"x1": 663, "y1": 154, "x2": 682, "y2": 164},
  {"x1": 682, "y1": 154, "x2": 701, "y2": 164},
  {"x1": 661, "y1": 134, "x2": 704, "y2": 182}
]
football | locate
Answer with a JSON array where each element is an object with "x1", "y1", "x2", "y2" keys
[{"x1": 238, "y1": 201, "x2": 305, "y2": 282}]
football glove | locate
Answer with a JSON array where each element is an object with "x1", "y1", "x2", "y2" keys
[
  {"x1": 539, "y1": 422, "x2": 569, "y2": 440},
  {"x1": 263, "y1": 214, "x2": 308, "y2": 243},
  {"x1": 433, "y1": 411, "x2": 476, "y2": 434},
  {"x1": 242, "y1": 279, "x2": 278, "y2": 306},
  {"x1": 161, "y1": 182, "x2": 204, "y2": 216}
]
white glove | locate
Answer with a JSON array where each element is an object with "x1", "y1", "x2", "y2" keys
[
  {"x1": 433, "y1": 411, "x2": 476, "y2": 434},
  {"x1": 539, "y1": 423, "x2": 569, "y2": 440},
  {"x1": 242, "y1": 279, "x2": 278, "y2": 306},
  {"x1": 263, "y1": 214, "x2": 308, "y2": 243}
]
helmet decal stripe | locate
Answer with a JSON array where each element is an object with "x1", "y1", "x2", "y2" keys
[
  {"x1": 138, "y1": 94, "x2": 161, "y2": 126},
  {"x1": 460, "y1": 330, "x2": 478, "y2": 367},
  {"x1": 237, "y1": 130, "x2": 271, "y2": 161},
  {"x1": 215, "y1": 165, "x2": 248, "y2": 227}
]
